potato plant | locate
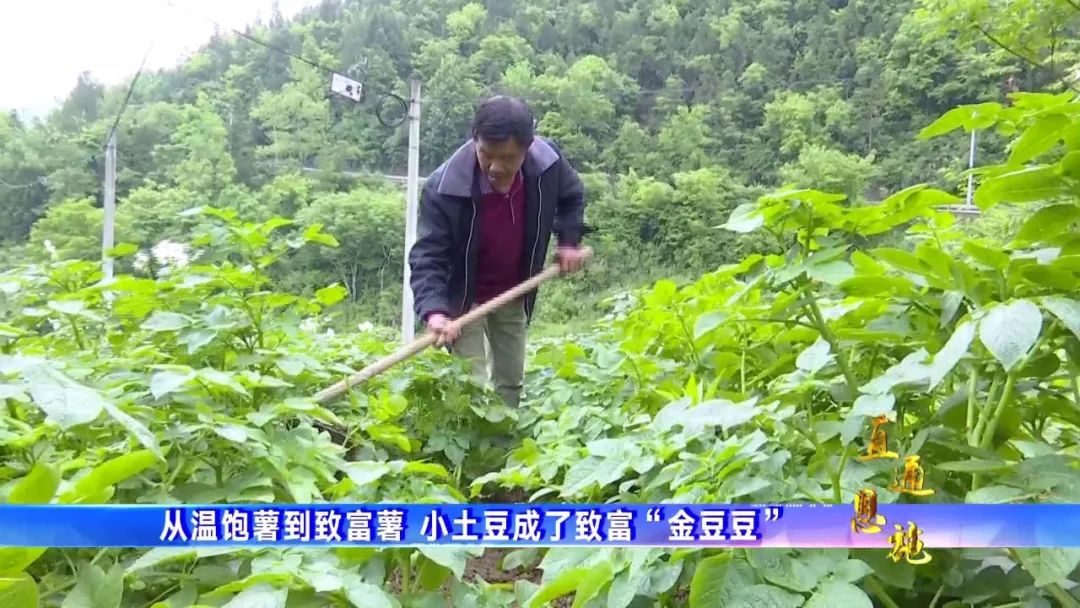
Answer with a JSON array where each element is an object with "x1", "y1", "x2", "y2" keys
[{"x1": 0, "y1": 93, "x2": 1079, "y2": 607}]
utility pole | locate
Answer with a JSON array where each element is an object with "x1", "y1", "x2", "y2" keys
[
  {"x1": 401, "y1": 76, "x2": 422, "y2": 343},
  {"x1": 102, "y1": 130, "x2": 117, "y2": 285},
  {"x1": 965, "y1": 129, "x2": 977, "y2": 210}
]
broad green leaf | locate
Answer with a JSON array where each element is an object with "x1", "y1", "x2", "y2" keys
[
  {"x1": 149, "y1": 370, "x2": 195, "y2": 400},
  {"x1": 222, "y1": 583, "x2": 287, "y2": 608},
  {"x1": 61, "y1": 563, "x2": 123, "y2": 608},
  {"x1": 0, "y1": 548, "x2": 45, "y2": 576},
  {"x1": 747, "y1": 549, "x2": 818, "y2": 593},
  {"x1": 572, "y1": 559, "x2": 614, "y2": 608},
  {"x1": 315, "y1": 284, "x2": 348, "y2": 307},
  {"x1": 805, "y1": 582, "x2": 871, "y2": 608},
  {"x1": 417, "y1": 547, "x2": 481, "y2": 580},
  {"x1": 528, "y1": 564, "x2": 596, "y2": 608},
  {"x1": 828, "y1": 560, "x2": 873, "y2": 584},
  {"x1": 416, "y1": 558, "x2": 451, "y2": 591},
  {"x1": 688, "y1": 554, "x2": 758, "y2": 608},
  {"x1": 141, "y1": 312, "x2": 190, "y2": 332},
  {"x1": 101, "y1": 401, "x2": 162, "y2": 459},
  {"x1": 0, "y1": 572, "x2": 38, "y2": 608},
  {"x1": 303, "y1": 224, "x2": 340, "y2": 247},
  {"x1": 107, "y1": 242, "x2": 139, "y2": 257},
  {"x1": 723, "y1": 203, "x2": 764, "y2": 233},
  {"x1": 694, "y1": 312, "x2": 726, "y2": 339},
  {"x1": 936, "y1": 459, "x2": 1014, "y2": 473},
  {"x1": 1009, "y1": 114, "x2": 1067, "y2": 164},
  {"x1": 1018, "y1": 204, "x2": 1080, "y2": 243},
  {"x1": 7, "y1": 463, "x2": 60, "y2": 504},
  {"x1": 962, "y1": 241, "x2": 1009, "y2": 271},
  {"x1": 47, "y1": 300, "x2": 86, "y2": 315},
  {"x1": 22, "y1": 364, "x2": 106, "y2": 429},
  {"x1": 341, "y1": 461, "x2": 390, "y2": 487},
  {"x1": 978, "y1": 300, "x2": 1042, "y2": 372},
  {"x1": 927, "y1": 321, "x2": 975, "y2": 388},
  {"x1": 1015, "y1": 549, "x2": 1080, "y2": 587},
  {"x1": 965, "y1": 486, "x2": 1028, "y2": 504},
  {"x1": 808, "y1": 261, "x2": 854, "y2": 285},
  {"x1": 126, "y1": 548, "x2": 240, "y2": 573},
  {"x1": 940, "y1": 291, "x2": 964, "y2": 327},
  {"x1": 838, "y1": 275, "x2": 915, "y2": 297},
  {"x1": 974, "y1": 166, "x2": 1068, "y2": 209},
  {"x1": 918, "y1": 104, "x2": 1000, "y2": 139},
  {"x1": 795, "y1": 337, "x2": 832, "y2": 374},
  {"x1": 61, "y1": 450, "x2": 158, "y2": 504},
  {"x1": 851, "y1": 393, "x2": 894, "y2": 418},
  {"x1": 344, "y1": 582, "x2": 394, "y2": 608},
  {"x1": 1042, "y1": 297, "x2": 1080, "y2": 341},
  {"x1": 725, "y1": 584, "x2": 804, "y2": 608}
]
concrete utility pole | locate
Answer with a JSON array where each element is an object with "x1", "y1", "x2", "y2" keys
[
  {"x1": 401, "y1": 76, "x2": 422, "y2": 343},
  {"x1": 964, "y1": 129, "x2": 977, "y2": 209},
  {"x1": 102, "y1": 130, "x2": 117, "y2": 284}
]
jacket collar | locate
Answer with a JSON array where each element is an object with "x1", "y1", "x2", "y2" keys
[{"x1": 435, "y1": 137, "x2": 559, "y2": 198}]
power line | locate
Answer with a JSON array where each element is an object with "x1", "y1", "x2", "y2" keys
[
  {"x1": 160, "y1": 0, "x2": 407, "y2": 127},
  {"x1": 103, "y1": 40, "x2": 155, "y2": 149}
]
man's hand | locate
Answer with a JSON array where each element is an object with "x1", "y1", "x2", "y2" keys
[
  {"x1": 555, "y1": 245, "x2": 588, "y2": 274},
  {"x1": 427, "y1": 313, "x2": 461, "y2": 346}
]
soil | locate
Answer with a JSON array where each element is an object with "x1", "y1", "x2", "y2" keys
[{"x1": 463, "y1": 548, "x2": 573, "y2": 608}]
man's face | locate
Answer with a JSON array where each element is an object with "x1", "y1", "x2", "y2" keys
[{"x1": 476, "y1": 137, "x2": 527, "y2": 192}]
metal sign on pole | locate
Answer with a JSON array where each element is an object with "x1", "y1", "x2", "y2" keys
[
  {"x1": 102, "y1": 130, "x2": 117, "y2": 286},
  {"x1": 401, "y1": 76, "x2": 422, "y2": 343}
]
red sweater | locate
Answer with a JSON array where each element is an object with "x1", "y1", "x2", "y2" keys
[{"x1": 474, "y1": 170, "x2": 526, "y2": 304}]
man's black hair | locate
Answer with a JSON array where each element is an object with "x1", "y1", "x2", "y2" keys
[{"x1": 471, "y1": 96, "x2": 535, "y2": 148}]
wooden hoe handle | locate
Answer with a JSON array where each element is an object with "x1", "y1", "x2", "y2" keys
[{"x1": 313, "y1": 247, "x2": 593, "y2": 405}]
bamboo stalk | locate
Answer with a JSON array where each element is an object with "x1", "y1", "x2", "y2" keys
[{"x1": 313, "y1": 248, "x2": 592, "y2": 405}]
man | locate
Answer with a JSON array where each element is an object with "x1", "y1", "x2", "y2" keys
[{"x1": 408, "y1": 95, "x2": 588, "y2": 407}]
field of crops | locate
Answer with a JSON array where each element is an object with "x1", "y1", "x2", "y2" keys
[{"x1": 0, "y1": 94, "x2": 1079, "y2": 607}]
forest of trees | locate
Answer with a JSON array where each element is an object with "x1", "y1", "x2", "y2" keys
[{"x1": 0, "y1": 0, "x2": 1074, "y2": 330}]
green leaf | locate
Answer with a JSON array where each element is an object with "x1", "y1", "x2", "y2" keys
[
  {"x1": 723, "y1": 203, "x2": 765, "y2": 233},
  {"x1": 303, "y1": 224, "x2": 340, "y2": 247},
  {"x1": 1017, "y1": 204, "x2": 1080, "y2": 243},
  {"x1": 828, "y1": 560, "x2": 873, "y2": 584},
  {"x1": 149, "y1": 370, "x2": 195, "y2": 400},
  {"x1": 746, "y1": 549, "x2": 818, "y2": 593},
  {"x1": 694, "y1": 312, "x2": 726, "y2": 339},
  {"x1": 936, "y1": 459, "x2": 1014, "y2": 473},
  {"x1": 725, "y1": 584, "x2": 804, "y2": 608},
  {"x1": 343, "y1": 581, "x2": 394, "y2": 608},
  {"x1": 805, "y1": 582, "x2": 871, "y2": 608},
  {"x1": 1009, "y1": 114, "x2": 1068, "y2": 164},
  {"x1": 126, "y1": 548, "x2": 240, "y2": 573},
  {"x1": 141, "y1": 312, "x2": 190, "y2": 332},
  {"x1": 528, "y1": 563, "x2": 596, "y2": 608},
  {"x1": 101, "y1": 401, "x2": 162, "y2": 459},
  {"x1": 851, "y1": 393, "x2": 894, "y2": 418},
  {"x1": 795, "y1": 337, "x2": 832, "y2": 374},
  {"x1": 0, "y1": 549, "x2": 46, "y2": 575},
  {"x1": 808, "y1": 261, "x2": 854, "y2": 285},
  {"x1": 341, "y1": 461, "x2": 390, "y2": 487},
  {"x1": 222, "y1": 583, "x2": 287, "y2": 608},
  {"x1": 61, "y1": 563, "x2": 123, "y2": 608},
  {"x1": 106, "y1": 243, "x2": 139, "y2": 257},
  {"x1": 1042, "y1": 297, "x2": 1080, "y2": 342},
  {"x1": 47, "y1": 300, "x2": 86, "y2": 316},
  {"x1": 417, "y1": 547, "x2": 480, "y2": 580},
  {"x1": 965, "y1": 486, "x2": 1027, "y2": 504},
  {"x1": 838, "y1": 275, "x2": 915, "y2": 297},
  {"x1": 919, "y1": 104, "x2": 1000, "y2": 139},
  {"x1": 688, "y1": 554, "x2": 758, "y2": 608},
  {"x1": 572, "y1": 560, "x2": 614, "y2": 608},
  {"x1": 22, "y1": 364, "x2": 106, "y2": 429},
  {"x1": 962, "y1": 242, "x2": 1010, "y2": 271},
  {"x1": 1015, "y1": 549, "x2": 1080, "y2": 587},
  {"x1": 60, "y1": 450, "x2": 158, "y2": 504},
  {"x1": 978, "y1": 300, "x2": 1042, "y2": 372},
  {"x1": 927, "y1": 321, "x2": 975, "y2": 389},
  {"x1": 315, "y1": 284, "x2": 348, "y2": 307},
  {"x1": 0, "y1": 573, "x2": 38, "y2": 608},
  {"x1": 7, "y1": 463, "x2": 59, "y2": 504},
  {"x1": 974, "y1": 166, "x2": 1068, "y2": 209}
]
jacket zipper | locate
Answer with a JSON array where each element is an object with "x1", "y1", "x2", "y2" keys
[
  {"x1": 526, "y1": 175, "x2": 543, "y2": 317},
  {"x1": 461, "y1": 200, "x2": 477, "y2": 313}
]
